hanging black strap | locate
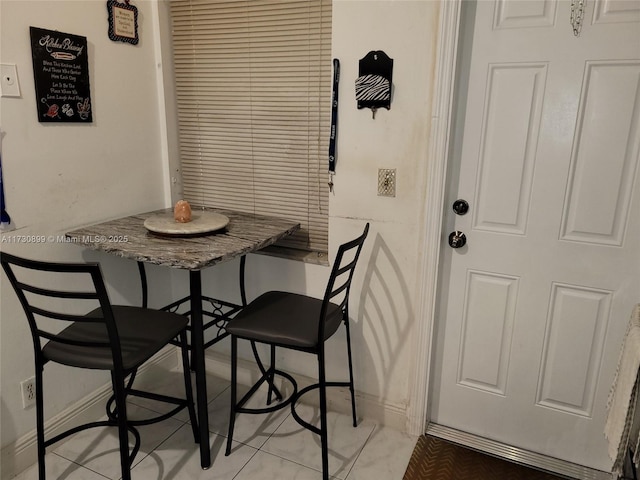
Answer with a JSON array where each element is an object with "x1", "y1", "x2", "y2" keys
[{"x1": 328, "y1": 58, "x2": 339, "y2": 174}]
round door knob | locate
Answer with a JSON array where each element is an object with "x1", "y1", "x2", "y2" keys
[
  {"x1": 452, "y1": 199, "x2": 469, "y2": 215},
  {"x1": 448, "y1": 231, "x2": 467, "y2": 248}
]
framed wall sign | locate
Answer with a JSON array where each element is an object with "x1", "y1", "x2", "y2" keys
[
  {"x1": 107, "y1": 0, "x2": 139, "y2": 45},
  {"x1": 29, "y1": 27, "x2": 93, "y2": 123}
]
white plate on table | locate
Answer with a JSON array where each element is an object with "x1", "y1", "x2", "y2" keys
[{"x1": 144, "y1": 211, "x2": 229, "y2": 235}]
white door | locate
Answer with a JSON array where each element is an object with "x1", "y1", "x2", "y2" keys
[{"x1": 431, "y1": 0, "x2": 640, "y2": 471}]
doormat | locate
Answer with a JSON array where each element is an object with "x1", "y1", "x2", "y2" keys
[{"x1": 402, "y1": 435, "x2": 570, "y2": 480}]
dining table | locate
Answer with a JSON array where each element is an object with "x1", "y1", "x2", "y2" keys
[{"x1": 65, "y1": 206, "x2": 300, "y2": 469}]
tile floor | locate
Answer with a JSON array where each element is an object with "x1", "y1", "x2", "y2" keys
[{"x1": 13, "y1": 369, "x2": 418, "y2": 480}]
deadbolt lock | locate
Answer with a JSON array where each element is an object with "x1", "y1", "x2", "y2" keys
[{"x1": 452, "y1": 199, "x2": 469, "y2": 215}]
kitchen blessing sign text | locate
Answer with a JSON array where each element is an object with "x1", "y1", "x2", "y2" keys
[{"x1": 30, "y1": 27, "x2": 93, "y2": 123}]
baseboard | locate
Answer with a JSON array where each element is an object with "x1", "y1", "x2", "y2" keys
[
  {"x1": 1, "y1": 346, "x2": 179, "y2": 479},
  {"x1": 204, "y1": 350, "x2": 409, "y2": 432},
  {"x1": 426, "y1": 423, "x2": 612, "y2": 480}
]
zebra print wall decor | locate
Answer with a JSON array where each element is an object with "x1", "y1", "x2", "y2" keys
[{"x1": 355, "y1": 50, "x2": 393, "y2": 117}]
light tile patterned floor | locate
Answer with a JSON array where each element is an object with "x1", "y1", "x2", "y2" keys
[{"x1": 13, "y1": 372, "x2": 418, "y2": 480}]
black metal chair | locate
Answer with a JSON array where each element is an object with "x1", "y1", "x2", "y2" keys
[
  {"x1": 224, "y1": 223, "x2": 369, "y2": 480},
  {"x1": 1, "y1": 252, "x2": 199, "y2": 480}
]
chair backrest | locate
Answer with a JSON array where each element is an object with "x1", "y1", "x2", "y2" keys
[
  {"x1": 0, "y1": 252, "x2": 123, "y2": 370},
  {"x1": 319, "y1": 223, "x2": 369, "y2": 340}
]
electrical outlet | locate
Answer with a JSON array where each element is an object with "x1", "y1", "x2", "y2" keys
[
  {"x1": 20, "y1": 377, "x2": 36, "y2": 409},
  {"x1": 377, "y1": 168, "x2": 396, "y2": 197}
]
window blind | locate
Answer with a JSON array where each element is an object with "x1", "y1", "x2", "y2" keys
[{"x1": 170, "y1": 0, "x2": 331, "y2": 253}]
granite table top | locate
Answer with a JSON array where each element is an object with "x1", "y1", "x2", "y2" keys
[{"x1": 65, "y1": 207, "x2": 300, "y2": 270}]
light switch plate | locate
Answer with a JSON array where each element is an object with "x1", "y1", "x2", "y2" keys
[{"x1": 1, "y1": 64, "x2": 21, "y2": 97}]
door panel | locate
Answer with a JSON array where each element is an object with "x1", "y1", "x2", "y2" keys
[
  {"x1": 537, "y1": 283, "x2": 612, "y2": 416},
  {"x1": 458, "y1": 270, "x2": 519, "y2": 395},
  {"x1": 494, "y1": 0, "x2": 557, "y2": 29},
  {"x1": 474, "y1": 63, "x2": 546, "y2": 234},
  {"x1": 560, "y1": 61, "x2": 640, "y2": 245},
  {"x1": 593, "y1": 0, "x2": 640, "y2": 24},
  {"x1": 432, "y1": 0, "x2": 640, "y2": 471}
]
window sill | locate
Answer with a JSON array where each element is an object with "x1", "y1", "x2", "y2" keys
[{"x1": 256, "y1": 245, "x2": 330, "y2": 266}]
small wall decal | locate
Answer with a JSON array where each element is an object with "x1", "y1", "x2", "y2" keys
[
  {"x1": 29, "y1": 27, "x2": 93, "y2": 123},
  {"x1": 107, "y1": 0, "x2": 139, "y2": 45}
]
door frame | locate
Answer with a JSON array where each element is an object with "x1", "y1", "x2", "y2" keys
[{"x1": 408, "y1": 0, "x2": 461, "y2": 435}]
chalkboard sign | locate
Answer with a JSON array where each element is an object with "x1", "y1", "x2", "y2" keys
[{"x1": 29, "y1": 27, "x2": 93, "y2": 123}]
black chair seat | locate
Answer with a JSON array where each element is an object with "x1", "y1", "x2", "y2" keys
[
  {"x1": 226, "y1": 291, "x2": 342, "y2": 349},
  {"x1": 43, "y1": 306, "x2": 189, "y2": 370}
]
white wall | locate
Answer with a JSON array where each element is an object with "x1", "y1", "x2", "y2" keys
[
  {"x1": 0, "y1": 0, "x2": 173, "y2": 449},
  {"x1": 0, "y1": 0, "x2": 440, "y2": 470},
  {"x1": 330, "y1": 0, "x2": 438, "y2": 413}
]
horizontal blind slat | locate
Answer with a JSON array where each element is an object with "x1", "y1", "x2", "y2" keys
[{"x1": 171, "y1": 0, "x2": 330, "y2": 253}]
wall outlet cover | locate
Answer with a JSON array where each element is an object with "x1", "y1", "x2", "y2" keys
[{"x1": 20, "y1": 377, "x2": 36, "y2": 409}]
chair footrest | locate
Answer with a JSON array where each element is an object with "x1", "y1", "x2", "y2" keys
[
  {"x1": 106, "y1": 388, "x2": 192, "y2": 426},
  {"x1": 290, "y1": 381, "x2": 352, "y2": 436},
  {"x1": 45, "y1": 419, "x2": 142, "y2": 466}
]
